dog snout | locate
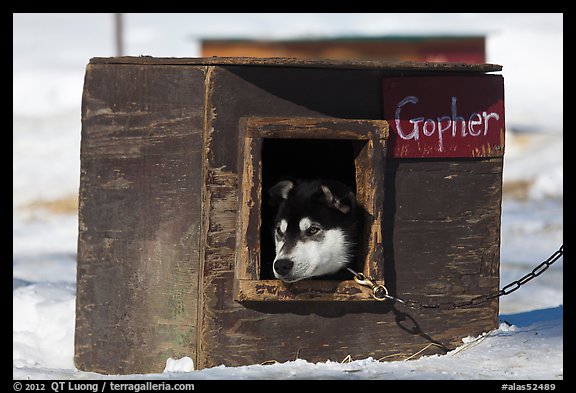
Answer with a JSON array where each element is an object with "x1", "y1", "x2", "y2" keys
[{"x1": 273, "y1": 259, "x2": 294, "y2": 276}]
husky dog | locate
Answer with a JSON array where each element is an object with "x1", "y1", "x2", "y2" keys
[{"x1": 268, "y1": 179, "x2": 360, "y2": 282}]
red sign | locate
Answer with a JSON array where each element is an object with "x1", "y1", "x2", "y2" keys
[{"x1": 383, "y1": 75, "x2": 505, "y2": 158}]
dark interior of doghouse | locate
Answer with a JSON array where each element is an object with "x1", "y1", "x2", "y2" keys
[{"x1": 260, "y1": 138, "x2": 367, "y2": 280}]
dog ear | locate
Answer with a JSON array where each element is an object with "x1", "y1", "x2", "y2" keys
[
  {"x1": 268, "y1": 180, "x2": 294, "y2": 206},
  {"x1": 320, "y1": 183, "x2": 355, "y2": 214}
]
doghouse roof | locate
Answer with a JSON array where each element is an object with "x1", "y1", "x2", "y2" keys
[{"x1": 89, "y1": 56, "x2": 502, "y2": 73}]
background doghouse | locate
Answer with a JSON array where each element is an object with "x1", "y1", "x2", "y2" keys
[{"x1": 75, "y1": 57, "x2": 505, "y2": 374}]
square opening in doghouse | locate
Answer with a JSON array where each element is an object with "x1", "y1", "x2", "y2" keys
[
  {"x1": 260, "y1": 138, "x2": 362, "y2": 280},
  {"x1": 235, "y1": 117, "x2": 388, "y2": 302}
]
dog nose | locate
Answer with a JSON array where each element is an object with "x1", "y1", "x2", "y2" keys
[{"x1": 274, "y1": 259, "x2": 294, "y2": 276}]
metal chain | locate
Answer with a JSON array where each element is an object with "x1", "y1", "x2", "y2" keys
[{"x1": 348, "y1": 244, "x2": 563, "y2": 309}]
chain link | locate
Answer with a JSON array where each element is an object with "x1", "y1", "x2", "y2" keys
[{"x1": 349, "y1": 245, "x2": 563, "y2": 309}]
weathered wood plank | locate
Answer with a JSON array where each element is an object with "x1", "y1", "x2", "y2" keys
[
  {"x1": 75, "y1": 64, "x2": 206, "y2": 374},
  {"x1": 382, "y1": 158, "x2": 502, "y2": 301},
  {"x1": 235, "y1": 280, "x2": 374, "y2": 302},
  {"x1": 243, "y1": 117, "x2": 388, "y2": 139},
  {"x1": 88, "y1": 56, "x2": 502, "y2": 73}
]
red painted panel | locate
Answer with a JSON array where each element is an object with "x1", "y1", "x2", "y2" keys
[{"x1": 383, "y1": 75, "x2": 505, "y2": 158}]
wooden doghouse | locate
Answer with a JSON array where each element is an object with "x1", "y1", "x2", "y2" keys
[{"x1": 75, "y1": 57, "x2": 505, "y2": 374}]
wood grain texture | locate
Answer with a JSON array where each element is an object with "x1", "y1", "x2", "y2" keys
[
  {"x1": 89, "y1": 56, "x2": 502, "y2": 72},
  {"x1": 235, "y1": 279, "x2": 374, "y2": 302},
  {"x1": 75, "y1": 64, "x2": 206, "y2": 374},
  {"x1": 383, "y1": 158, "x2": 502, "y2": 301}
]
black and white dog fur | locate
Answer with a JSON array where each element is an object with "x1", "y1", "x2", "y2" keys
[{"x1": 269, "y1": 179, "x2": 360, "y2": 283}]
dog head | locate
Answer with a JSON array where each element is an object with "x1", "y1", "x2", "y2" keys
[{"x1": 269, "y1": 179, "x2": 358, "y2": 283}]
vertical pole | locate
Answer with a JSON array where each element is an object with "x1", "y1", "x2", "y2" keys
[{"x1": 114, "y1": 13, "x2": 124, "y2": 57}]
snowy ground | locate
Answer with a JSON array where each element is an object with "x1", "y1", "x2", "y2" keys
[{"x1": 13, "y1": 13, "x2": 562, "y2": 380}]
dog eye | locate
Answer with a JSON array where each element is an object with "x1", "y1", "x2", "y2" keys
[
  {"x1": 306, "y1": 226, "x2": 321, "y2": 236},
  {"x1": 276, "y1": 226, "x2": 284, "y2": 237}
]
